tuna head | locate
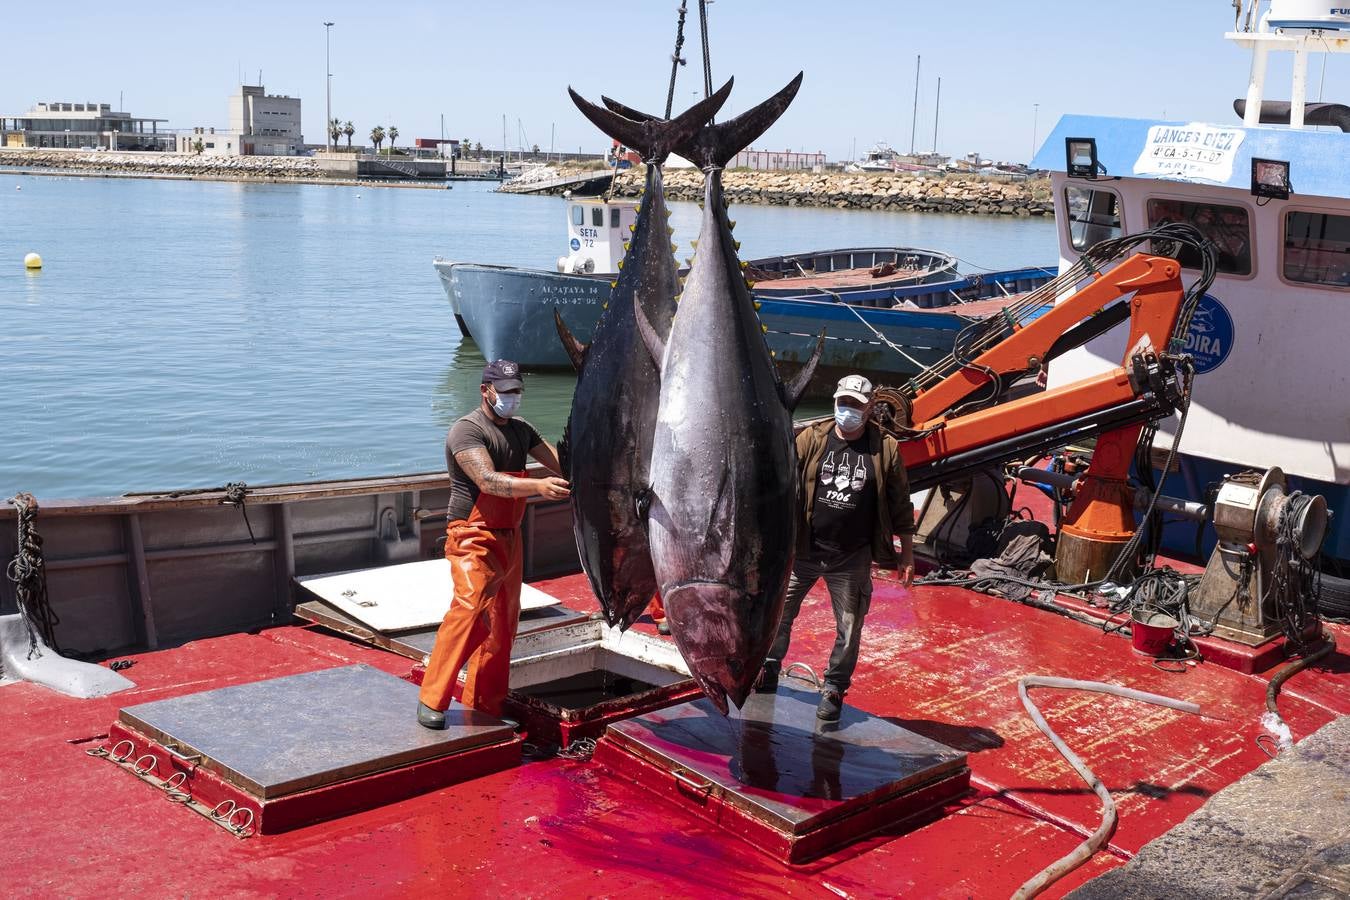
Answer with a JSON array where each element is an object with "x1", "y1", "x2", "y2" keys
[{"x1": 661, "y1": 581, "x2": 782, "y2": 714}]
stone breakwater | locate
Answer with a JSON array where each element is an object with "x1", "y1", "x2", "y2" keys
[
  {"x1": 0, "y1": 149, "x2": 333, "y2": 180},
  {"x1": 504, "y1": 165, "x2": 1053, "y2": 217}
]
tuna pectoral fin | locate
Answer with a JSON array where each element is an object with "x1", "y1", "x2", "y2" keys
[
  {"x1": 634, "y1": 486, "x2": 652, "y2": 522},
  {"x1": 633, "y1": 294, "x2": 666, "y2": 372},
  {"x1": 570, "y1": 80, "x2": 731, "y2": 164},
  {"x1": 782, "y1": 329, "x2": 826, "y2": 412},
  {"x1": 553, "y1": 308, "x2": 588, "y2": 373}
]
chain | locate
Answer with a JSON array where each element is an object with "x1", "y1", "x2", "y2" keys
[{"x1": 664, "y1": 2, "x2": 689, "y2": 119}]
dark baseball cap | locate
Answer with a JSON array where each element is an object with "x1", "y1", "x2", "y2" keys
[{"x1": 481, "y1": 359, "x2": 524, "y2": 391}]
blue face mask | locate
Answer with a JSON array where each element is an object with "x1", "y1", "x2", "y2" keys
[
  {"x1": 491, "y1": 389, "x2": 521, "y2": 418},
  {"x1": 834, "y1": 404, "x2": 865, "y2": 432}
]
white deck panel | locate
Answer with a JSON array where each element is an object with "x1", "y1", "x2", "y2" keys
[{"x1": 297, "y1": 558, "x2": 559, "y2": 633}]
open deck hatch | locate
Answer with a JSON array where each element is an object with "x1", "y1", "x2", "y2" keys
[
  {"x1": 596, "y1": 686, "x2": 970, "y2": 863},
  {"x1": 105, "y1": 664, "x2": 520, "y2": 834},
  {"x1": 491, "y1": 619, "x2": 703, "y2": 745}
]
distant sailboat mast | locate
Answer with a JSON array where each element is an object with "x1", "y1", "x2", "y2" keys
[
  {"x1": 909, "y1": 55, "x2": 921, "y2": 154},
  {"x1": 933, "y1": 76, "x2": 941, "y2": 153}
]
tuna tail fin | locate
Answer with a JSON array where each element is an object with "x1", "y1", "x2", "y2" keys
[
  {"x1": 634, "y1": 292, "x2": 666, "y2": 372},
  {"x1": 677, "y1": 72, "x2": 803, "y2": 170},
  {"x1": 568, "y1": 79, "x2": 732, "y2": 165},
  {"x1": 781, "y1": 329, "x2": 826, "y2": 412},
  {"x1": 553, "y1": 308, "x2": 588, "y2": 373}
]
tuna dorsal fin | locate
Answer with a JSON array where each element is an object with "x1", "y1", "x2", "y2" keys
[
  {"x1": 568, "y1": 79, "x2": 732, "y2": 164},
  {"x1": 553, "y1": 308, "x2": 588, "y2": 372},
  {"x1": 633, "y1": 292, "x2": 666, "y2": 372},
  {"x1": 679, "y1": 72, "x2": 804, "y2": 170},
  {"x1": 781, "y1": 328, "x2": 826, "y2": 412}
]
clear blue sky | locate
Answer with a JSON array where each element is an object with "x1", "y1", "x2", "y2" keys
[{"x1": 7, "y1": 1, "x2": 1347, "y2": 163}]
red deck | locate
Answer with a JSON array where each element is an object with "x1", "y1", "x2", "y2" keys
[{"x1": 3, "y1": 571, "x2": 1345, "y2": 897}]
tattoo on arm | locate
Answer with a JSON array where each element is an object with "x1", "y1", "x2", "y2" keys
[{"x1": 455, "y1": 448, "x2": 528, "y2": 498}]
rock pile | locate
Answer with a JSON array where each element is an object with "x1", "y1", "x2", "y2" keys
[
  {"x1": 503, "y1": 165, "x2": 1052, "y2": 217},
  {"x1": 0, "y1": 149, "x2": 329, "y2": 180}
]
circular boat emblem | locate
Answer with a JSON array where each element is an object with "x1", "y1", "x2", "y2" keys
[
  {"x1": 570, "y1": 238, "x2": 581, "y2": 251},
  {"x1": 1182, "y1": 294, "x2": 1234, "y2": 374}
]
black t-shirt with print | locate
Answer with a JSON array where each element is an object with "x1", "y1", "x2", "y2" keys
[{"x1": 809, "y1": 429, "x2": 877, "y2": 556}]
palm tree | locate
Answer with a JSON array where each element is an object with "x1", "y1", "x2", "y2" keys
[
  {"x1": 342, "y1": 121, "x2": 355, "y2": 149},
  {"x1": 370, "y1": 126, "x2": 385, "y2": 153},
  {"x1": 329, "y1": 118, "x2": 342, "y2": 147},
  {"x1": 387, "y1": 126, "x2": 399, "y2": 153}
]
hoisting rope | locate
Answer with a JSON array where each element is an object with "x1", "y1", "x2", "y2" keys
[
  {"x1": 664, "y1": 1, "x2": 689, "y2": 119},
  {"x1": 697, "y1": 0, "x2": 714, "y2": 104},
  {"x1": 5, "y1": 492, "x2": 61, "y2": 658},
  {"x1": 1012, "y1": 677, "x2": 1203, "y2": 899}
]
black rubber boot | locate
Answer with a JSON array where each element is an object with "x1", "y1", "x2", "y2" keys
[
  {"x1": 816, "y1": 690, "x2": 843, "y2": 722},
  {"x1": 754, "y1": 665, "x2": 780, "y2": 694},
  {"x1": 417, "y1": 702, "x2": 447, "y2": 729}
]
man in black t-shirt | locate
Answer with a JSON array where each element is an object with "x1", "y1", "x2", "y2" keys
[
  {"x1": 418, "y1": 359, "x2": 570, "y2": 729},
  {"x1": 757, "y1": 374, "x2": 915, "y2": 722}
]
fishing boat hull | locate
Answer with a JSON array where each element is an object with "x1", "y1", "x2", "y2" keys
[{"x1": 439, "y1": 257, "x2": 1052, "y2": 380}]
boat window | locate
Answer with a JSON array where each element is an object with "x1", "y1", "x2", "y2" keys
[
  {"x1": 592, "y1": 207, "x2": 604, "y2": 227},
  {"x1": 1283, "y1": 211, "x2": 1350, "y2": 288},
  {"x1": 1146, "y1": 199, "x2": 1252, "y2": 276},
  {"x1": 571, "y1": 205, "x2": 584, "y2": 226},
  {"x1": 1065, "y1": 186, "x2": 1122, "y2": 251},
  {"x1": 610, "y1": 207, "x2": 621, "y2": 228}
]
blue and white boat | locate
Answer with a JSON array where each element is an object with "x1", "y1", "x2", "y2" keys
[
  {"x1": 434, "y1": 194, "x2": 1052, "y2": 381},
  {"x1": 1034, "y1": 1, "x2": 1350, "y2": 562}
]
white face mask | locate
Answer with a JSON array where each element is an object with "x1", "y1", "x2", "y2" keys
[
  {"x1": 834, "y1": 403, "x2": 865, "y2": 432},
  {"x1": 490, "y1": 389, "x2": 521, "y2": 418}
]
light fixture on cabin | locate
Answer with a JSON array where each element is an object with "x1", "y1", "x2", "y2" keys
[
  {"x1": 1065, "y1": 137, "x2": 1099, "y2": 179},
  {"x1": 1251, "y1": 158, "x2": 1291, "y2": 201}
]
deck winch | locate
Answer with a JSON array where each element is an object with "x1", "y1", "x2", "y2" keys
[{"x1": 1192, "y1": 466, "x2": 1328, "y2": 644}]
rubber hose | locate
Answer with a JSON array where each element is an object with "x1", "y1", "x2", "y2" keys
[
  {"x1": 1012, "y1": 676, "x2": 1202, "y2": 900},
  {"x1": 1263, "y1": 634, "x2": 1337, "y2": 753}
]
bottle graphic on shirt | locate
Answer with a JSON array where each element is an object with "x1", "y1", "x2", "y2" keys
[
  {"x1": 820, "y1": 450, "x2": 836, "y2": 485},
  {"x1": 851, "y1": 456, "x2": 866, "y2": 492},
  {"x1": 834, "y1": 453, "x2": 852, "y2": 492}
]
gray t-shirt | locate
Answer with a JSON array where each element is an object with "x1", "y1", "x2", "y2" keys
[{"x1": 445, "y1": 408, "x2": 543, "y2": 521}]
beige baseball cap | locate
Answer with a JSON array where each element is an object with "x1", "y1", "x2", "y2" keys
[{"x1": 833, "y1": 374, "x2": 873, "y2": 404}]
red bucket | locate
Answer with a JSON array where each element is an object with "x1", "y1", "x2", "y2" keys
[{"x1": 1130, "y1": 611, "x2": 1178, "y2": 656}]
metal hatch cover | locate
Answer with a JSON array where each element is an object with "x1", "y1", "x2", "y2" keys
[
  {"x1": 117, "y1": 664, "x2": 514, "y2": 799},
  {"x1": 601, "y1": 685, "x2": 968, "y2": 838}
]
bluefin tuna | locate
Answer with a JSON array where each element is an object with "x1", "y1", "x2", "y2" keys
[
  {"x1": 607, "y1": 74, "x2": 822, "y2": 713},
  {"x1": 555, "y1": 82, "x2": 732, "y2": 629}
]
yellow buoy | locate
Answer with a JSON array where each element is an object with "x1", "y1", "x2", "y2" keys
[{"x1": 24, "y1": 252, "x2": 42, "y2": 270}]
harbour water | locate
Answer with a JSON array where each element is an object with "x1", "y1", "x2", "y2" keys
[{"x1": 1, "y1": 173, "x2": 1055, "y2": 497}]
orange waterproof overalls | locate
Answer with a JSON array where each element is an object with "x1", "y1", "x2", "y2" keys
[{"x1": 418, "y1": 471, "x2": 529, "y2": 717}]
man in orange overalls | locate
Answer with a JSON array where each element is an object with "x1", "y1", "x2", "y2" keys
[{"x1": 417, "y1": 359, "x2": 570, "y2": 728}]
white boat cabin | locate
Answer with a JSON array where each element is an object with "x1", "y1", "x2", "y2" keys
[
  {"x1": 1034, "y1": 1, "x2": 1350, "y2": 559},
  {"x1": 556, "y1": 197, "x2": 640, "y2": 276}
]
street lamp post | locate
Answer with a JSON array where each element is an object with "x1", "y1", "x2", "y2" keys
[{"x1": 324, "y1": 21, "x2": 334, "y2": 151}]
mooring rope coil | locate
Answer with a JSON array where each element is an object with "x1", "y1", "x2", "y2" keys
[{"x1": 6, "y1": 492, "x2": 60, "y2": 658}]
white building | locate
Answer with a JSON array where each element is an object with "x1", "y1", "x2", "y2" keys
[
  {"x1": 1, "y1": 101, "x2": 171, "y2": 150},
  {"x1": 176, "y1": 84, "x2": 302, "y2": 156}
]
